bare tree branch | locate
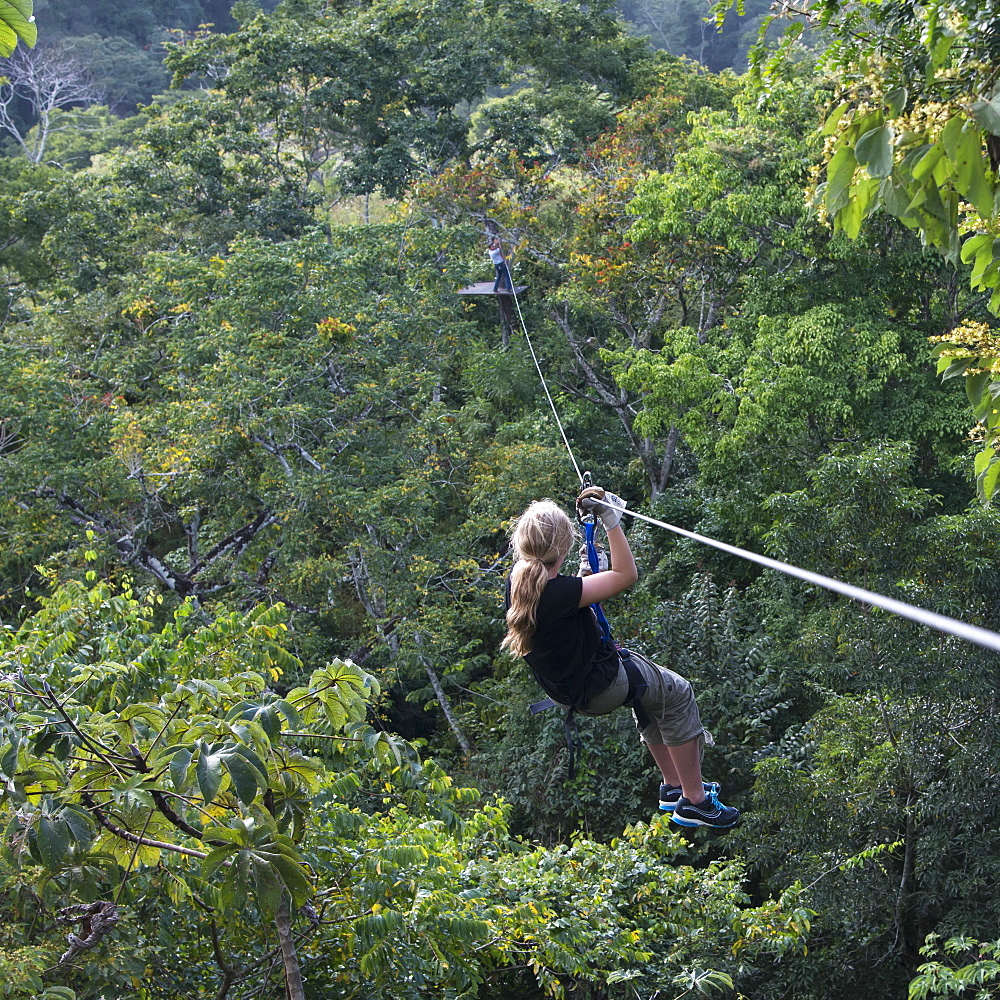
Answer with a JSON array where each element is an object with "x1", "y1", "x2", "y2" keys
[
  {"x1": 33, "y1": 488, "x2": 277, "y2": 598},
  {"x1": 81, "y1": 792, "x2": 209, "y2": 860},
  {"x1": 0, "y1": 44, "x2": 101, "y2": 163}
]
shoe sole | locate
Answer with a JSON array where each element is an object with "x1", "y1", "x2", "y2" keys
[
  {"x1": 670, "y1": 813, "x2": 741, "y2": 830},
  {"x1": 659, "y1": 802, "x2": 678, "y2": 812}
]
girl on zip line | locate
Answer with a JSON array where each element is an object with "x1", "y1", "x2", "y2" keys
[{"x1": 503, "y1": 487, "x2": 740, "y2": 830}]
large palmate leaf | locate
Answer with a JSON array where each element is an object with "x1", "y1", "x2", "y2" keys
[{"x1": 0, "y1": 0, "x2": 36, "y2": 57}]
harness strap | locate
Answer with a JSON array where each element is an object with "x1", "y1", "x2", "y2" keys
[
  {"x1": 620, "y1": 649, "x2": 651, "y2": 730},
  {"x1": 564, "y1": 709, "x2": 579, "y2": 779},
  {"x1": 584, "y1": 520, "x2": 612, "y2": 641},
  {"x1": 529, "y1": 697, "x2": 557, "y2": 714},
  {"x1": 528, "y1": 521, "x2": 650, "y2": 776},
  {"x1": 582, "y1": 518, "x2": 651, "y2": 731},
  {"x1": 527, "y1": 649, "x2": 651, "y2": 765}
]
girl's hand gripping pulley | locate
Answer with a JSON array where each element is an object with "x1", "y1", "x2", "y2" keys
[{"x1": 577, "y1": 479, "x2": 627, "y2": 532}]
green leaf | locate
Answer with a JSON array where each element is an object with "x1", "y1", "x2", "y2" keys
[
  {"x1": 938, "y1": 355, "x2": 974, "y2": 379},
  {"x1": 969, "y1": 238, "x2": 1000, "y2": 286},
  {"x1": 884, "y1": 87, "x2": 908, "y2": 117},
  {"x1": 271, "y1": 854, "x2": 313, "y2": 904},
  {"x1": 202, "y1": 844, "x2": 237, "y2": 877},
  {"x1": 940, "y1": 114, "x2": 965, "y2": 163},
  {"x1": 842, "y1": 175, "x2": 879, "y2": 237},
  {"x1": 911, "y1": 143, "x2": 945, "y2": 182},
  {"x1": 251, "y1": 704, "x2": 281, "y2": 742},
  {"x1": 975, "y1": 449, "x2": 1000, "y2": 502},
  {"x1": 201, "y1": 825, "x2": 248, "y2": 847},
  {"x1": 273, "y1": 699, "x2": 302, "y2": 730},
  {"x1": 838, "y1": 191, "x2": 864, "y2": 239},
  {"x1": 36, "y1": 814, "x2": 69, "y2": 869},
  {"x1": 916, "y1": 178, "x2": 951, "y2": 227},
  {"x1": 983, "y1": 457, "x2": 1000, "y2": 503},
  {"x1": 2, "y1": 815, "x2": 20, "y2": 866},
  {"x1": 61, "y1": 805, "x2": 94, "y2": 846},
  {"x1": 231, "y1": 744, "x2": 269, "y2": 785},
  {"x1": 224, "y1": 753, "x2": 261, "y2": 805},
  {"x1": 167, "y1": 749, "x2": 191, "y2": 792},
  {"x1": 228, "y1": 701, "x2": 280, "y2": 741},
  {"x1": 250, "y1": 854, "x2": 283, "y2": 912},
  {"x1": 966, "y1": 370, "x2": 991, "y2": 416},
  {"x1": 119, "y1": 704, "x2": 165, "y2": 724},
  {"x1": 196, "y1": 746, "x2": 225, "y2": 804},
  {"x1": 0, "y1": 24, "x2": 16, "y2": 58},
  {"x1": 821, "y1": 101, "x2": 850, "y2": 136},
  {"x1": 855, "y1": 126, "x2": 894, "y2": 178},
  {"x1": 975, "y1": 257, "x2": 1000, "y2": 292},
  {"x1": 961, "y1": 232, "x2": 993, "y2": 265},
  {"x1": 1, "y1": 738, "x2": 18, "y2": 778},
  {"x1": 969, "y1": 98, "x2": 1000, "y2": 136},
  {"x1": 954, "y1": 125, "x2": 994, "y2": 218},
  {"x1": 879, "y1": 176, "x2": 911, "y2": 218},
  {"x1": 327, "y1": 772, "x2": 361, "y2": 799},
  {"x1": 825, "y1": 144, "x2": 857, "y2": 212},
  {"x1": 218, "y1": 852, "x2": 251, "y2": 911},
  {"x1": 0, "y1": 0, "x2": 36, "y2": 57},
  {"x1": 929, "y1": 27, "x2": 956, "y2": 73}
]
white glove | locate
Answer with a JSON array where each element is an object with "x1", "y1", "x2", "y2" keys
[{"x1": 577, "y1": 486, "x2": 627, "y2": 531}]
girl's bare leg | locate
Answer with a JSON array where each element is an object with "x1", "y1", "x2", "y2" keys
[{"x1": 647, "y1": 738, "x2": 706, "y2": 804}]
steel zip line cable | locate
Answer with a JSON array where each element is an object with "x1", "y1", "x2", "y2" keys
[
  {"x1": 504, "y1": 266, "x2": 1000, "y2": 655},
  {"x1": 508, "y1": 281, "x2": 584, "y2": 484},
  {"x1": 600, "y1": 499, "x2": 1000, "y2": 655}
]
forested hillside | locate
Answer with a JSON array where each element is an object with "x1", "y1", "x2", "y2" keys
[
  {"x1": 2, "y1": 0, "x2": 1000, "y2": 998},
  {"x1": 0, "y1": 0, "x2": 772, "y2": 138}
]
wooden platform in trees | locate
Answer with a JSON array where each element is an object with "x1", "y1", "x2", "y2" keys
[{"x1": 455, "y1": 283, "x2": 527, "y2": 346}]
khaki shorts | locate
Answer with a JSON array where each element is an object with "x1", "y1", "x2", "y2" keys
[
  {"x1": 550, "y1": 650, "x2": 708, "y2": 749},
  {"x1": 575, "y1": 662, "x2": 629, "y2": 715},
  {"x1": 626, "y1": 649, "x2": 707, "y2": 747}
]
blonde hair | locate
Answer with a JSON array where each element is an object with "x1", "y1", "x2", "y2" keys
[{"x1": 502, "y1": 501, "x2": 576, "y2": 657}]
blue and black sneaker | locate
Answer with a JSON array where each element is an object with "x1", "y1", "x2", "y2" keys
[
  {"x1": 670, "y1": 789, "x2": 740, "y2": 829},
  {"x1": 658, "y1": 781, "x2": 721, "y2": 812}
]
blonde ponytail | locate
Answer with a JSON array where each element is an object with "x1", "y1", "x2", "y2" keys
[{"x1": 502, "y1": 501, "x2": 576, "y2": 656}]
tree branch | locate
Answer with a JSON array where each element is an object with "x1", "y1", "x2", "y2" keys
[
  {"x1": 210, "y1": 920, "x2": 240, "y2": 1000},
  {"x1": 81, "y1": 792, "x2": 208, "y2": 859},
  {"x1": 34, "y1": 487, "x2": 277, "y2": 597}
]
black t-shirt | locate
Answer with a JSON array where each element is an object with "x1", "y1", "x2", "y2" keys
[{"x1": 506, "y1": 574, "x2": 618, "y2": 707}]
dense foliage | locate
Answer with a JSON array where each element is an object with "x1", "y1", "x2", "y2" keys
[
  {"x1": 2, "y1": 1, "x2": 1000, "y2": 998},
  {"x1": 713, "y1": 0, "x2": 1000, "y2": 499}
]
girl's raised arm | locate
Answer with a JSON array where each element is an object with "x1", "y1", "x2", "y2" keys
[{"x1": 577, "y1": 489, "x2": 637, "y2": 607}]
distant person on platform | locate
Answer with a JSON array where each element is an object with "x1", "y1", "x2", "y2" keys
[{"x1": 488, "y1": 237, "x2": 513, "y2": 293}]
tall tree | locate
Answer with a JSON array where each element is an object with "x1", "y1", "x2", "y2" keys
[{"x1": 0, "y1": 43, "x2": 99, "y2": 163}]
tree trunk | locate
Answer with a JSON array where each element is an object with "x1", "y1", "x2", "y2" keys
[
  {"x1": 425, "y1": 663, "x2": 473, "y2": 757},
  {"x1": 652, "y1": 425, "x2": 680, "y2": 499},
  {"x1": 275, "y1": 898, "x2": 306, "y2": 1000},
  {"x1": 895, "y1": 789, "x2": 919, "y2": 976}
]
